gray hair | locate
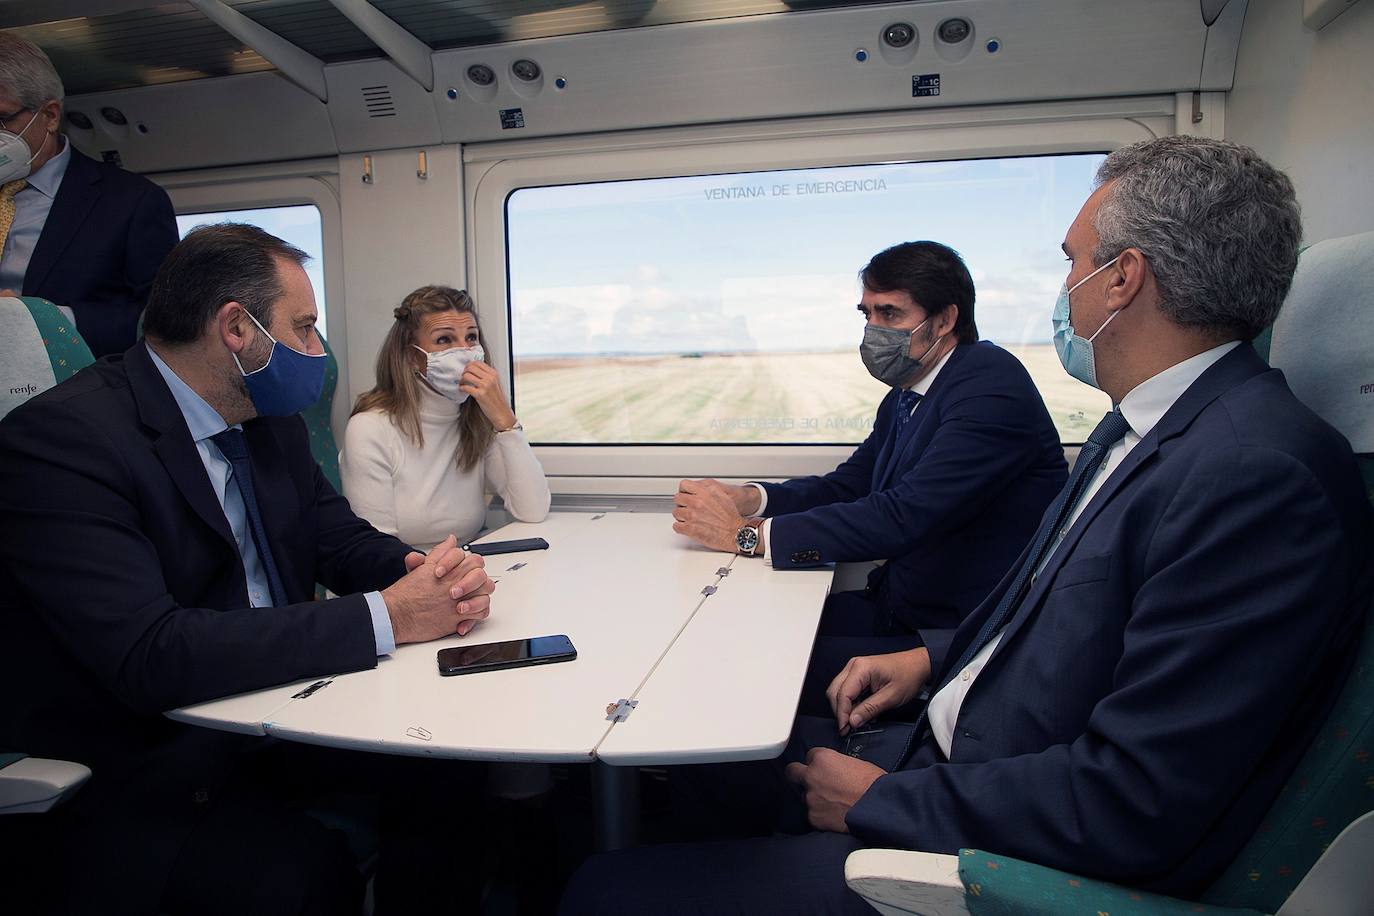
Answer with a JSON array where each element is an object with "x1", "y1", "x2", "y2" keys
[
  {"x1": 1092, "y1": 136, "x2": 1301, "y2": 341},
  {"x1": 0, "y1": 32, "x2": 64, "y2": 112}
]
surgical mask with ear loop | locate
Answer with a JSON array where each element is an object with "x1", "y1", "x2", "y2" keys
[
  {"x1": 414, "y1": 344, "x2": 485, "y2": 404},
  {"x1": 860, "y1": 317, "x2": 943, "y2": 388},
  {"x1": 0, "y1": 110, "x2": 46, "y2": 184},
  {"x1": 1052, "y1": 256, "x2": 1121, "y2": 390}
]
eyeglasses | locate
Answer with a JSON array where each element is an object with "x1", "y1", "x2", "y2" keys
[{"x1": 0, "y1": 109, "x2": 31, "y2": 130}]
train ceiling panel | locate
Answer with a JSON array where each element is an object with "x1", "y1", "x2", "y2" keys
[{"x1": 1, "y1": 0, "x2": 897, "y2": 94}]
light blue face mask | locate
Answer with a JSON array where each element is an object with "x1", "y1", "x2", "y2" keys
[
  {"x1": 232, "y1": 307, "x2": 327, "y2": 417},
  {"x1": 1052, "y1": 256, "x2": 1120, "y2": 390}
]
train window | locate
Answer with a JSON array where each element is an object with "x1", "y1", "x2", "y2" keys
[
  {"x1": 505, "y1": 154, "x2": 1110, "y2": 446},
  {"x1": 176, "y1": 204, "x2": 330, "y2": 341}
]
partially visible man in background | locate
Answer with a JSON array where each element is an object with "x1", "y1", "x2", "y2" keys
[{"x1": 0, "y1": 32, "x2": 177, "y2": 356}]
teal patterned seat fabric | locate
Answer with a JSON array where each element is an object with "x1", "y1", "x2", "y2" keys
[
  {"x1": 301, "y1": 332, "x2": 342, "y2": 494},
  {"x1": 958, "y1": 849, "x2": 1267, "y2": 916},
  {"x1": 23, "y1": 297, "x2": 95, "y2": 380}
]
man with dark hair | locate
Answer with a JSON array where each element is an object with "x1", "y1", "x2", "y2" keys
[
  {"x1": 0, "y1": 32, "x2": 177, "y2": 357},
  {"x1": 0, "y1": 224, "x2": 497, "y2": 915},
  {"x1": 674, "y1": 241, "x2": 1066, "y2": 706},
  {"x1": 565, "y1": 138, "x2": 1374, "y2": 915}
]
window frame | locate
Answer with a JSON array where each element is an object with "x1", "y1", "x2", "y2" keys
[{"x1": 467, "y1": 98, "x2": 1176, "y2": 487}]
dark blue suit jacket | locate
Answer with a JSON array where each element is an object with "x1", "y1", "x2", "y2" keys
[
  {"x1": 21, "y1": 146, "x2": 178, "y2": 358},
  {"x1": 846, "y1": 344, "x2": 1374, "y2": 897},
  {"x1": 762, "y1": 341, "x2": 1066, "y2": 638},
  {"x1": 0, "y1": 344, "x2": 410, "y2": 914}
]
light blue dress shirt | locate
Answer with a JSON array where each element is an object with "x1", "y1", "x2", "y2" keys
[
  {"x1": 146, "y1": 344, "x2": 396, "y2": 654},
  {"x1": 0, "y1": 137, "x2": 71, "y2": 307}
]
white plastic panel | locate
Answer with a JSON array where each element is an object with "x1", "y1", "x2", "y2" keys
[
  {"x1": 325, "y1": 58, "x2": 442, "y2": 153},
  {"x1": 433, "y1": 0, "x2": 1217, "y2": 145},
  {"x1": 65, "y1": 71, "x2": 335, "y2": 174}
]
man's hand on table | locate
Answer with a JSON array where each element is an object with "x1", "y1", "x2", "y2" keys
[
  {"x1": 386, "y1": 534, "x2": 496, "y2": 643},
  {"x1": 672, "y1": 478, "x2": 762, "y2": 554},
  {"x1": 785, "y1": 748, "x2": 885, "y2": 834}
]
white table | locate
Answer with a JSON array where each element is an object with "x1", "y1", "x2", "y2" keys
[{"x1": 169, "y1": 510, "x2": 833, "y2": 847}]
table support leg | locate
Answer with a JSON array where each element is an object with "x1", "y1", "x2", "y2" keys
[{"x1": 591, "y1": 761, "x2": 640, "y2": 851}]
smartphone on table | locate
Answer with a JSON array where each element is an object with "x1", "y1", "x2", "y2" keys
[
  {"x1": 464, "y1": 537, "x2": 549, "y2": 556},
  {"x1": 436, "y1": 634, "x2": 577, "y2": 676}
]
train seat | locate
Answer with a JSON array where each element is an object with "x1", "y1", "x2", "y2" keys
[
  {"x1": 0, "y1": 296, "x2": 95, "y2": 421},
  {"x1": 842, "y1": 230, "x2": 1374, "y2": 916}
]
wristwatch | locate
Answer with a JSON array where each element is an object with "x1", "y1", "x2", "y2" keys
[{"x1": 736, "y1": 522, "x2": 761, "y2": 557}]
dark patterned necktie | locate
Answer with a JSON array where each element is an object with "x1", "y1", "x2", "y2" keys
[
  {"x1": 210, "y1": 428, "x2": 289, "y2": 607},
  {"x1": 911, "y1": 408, "x2": 1132, "y2": 739}
]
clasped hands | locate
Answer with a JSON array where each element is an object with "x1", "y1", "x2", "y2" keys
[
  {"x1": 672, "y1": 478, "x2": 761, "y2": 553},
  {"x1": 383, "y1": 534, "x2": 496, "y2": 644},
  {"x1": 785, "y1": 648, "x2": 932, "y2": 833}
]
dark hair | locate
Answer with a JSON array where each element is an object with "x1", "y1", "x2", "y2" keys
[
  {"x1": 860, "y1": 241, "x2": 978, "y2": 344},
  {"x1": 142, "y1": 223, "x2": 309, "y2": 344}
]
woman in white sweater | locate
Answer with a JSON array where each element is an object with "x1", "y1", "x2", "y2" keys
[{"x1": 341, "y1": 285, "x2": 550, "y2": 550}]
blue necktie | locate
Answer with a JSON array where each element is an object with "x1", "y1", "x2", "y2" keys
[
  {"x1": 210, "y1": 428, "x2": 289, "y2": 607},
  {"x1": 910, "y1": 408, "x2": 1131, "y2": 739},
  {"x1": 895, "y1": 389, "x2": 922, "y2": 437}
]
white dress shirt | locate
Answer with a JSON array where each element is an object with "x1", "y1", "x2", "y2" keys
[
  {"x1": 753, "y1": 346, "x2": 955, "y2": 561},
  {"x1": 926, "y1": 341, "x2": 1241, "y2": 757}
]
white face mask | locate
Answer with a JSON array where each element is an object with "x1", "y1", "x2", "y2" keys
[
  {"x1": 0, "y1": 110, "x2": 45, "y2": 184},
  {"x1": 414, "y1": 344, "x2": 485, "y2": 403}
]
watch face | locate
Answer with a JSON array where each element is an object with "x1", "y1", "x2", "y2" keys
[{"x1": 736, "y1": 526, "x2": 759, "y2": 554}]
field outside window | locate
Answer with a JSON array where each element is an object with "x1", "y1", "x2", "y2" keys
[{"x1": 506, "y1": 155, "x2": 1110, "y2": 445}]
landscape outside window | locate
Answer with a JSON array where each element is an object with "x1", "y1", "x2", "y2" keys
[{"x1": 507, "y1": 154, "x2": 1110, "y2": 445}]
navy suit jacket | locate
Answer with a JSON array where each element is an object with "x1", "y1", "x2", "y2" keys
[
  {"x1": 846, "y1": 344, "x2": 1374, "y2": 897},
  {"x1": 762, "y1": 341, "x2": 1067, "y2": 638},
  {"x1": 21, "y1": 147, "x2": 178, "y2": 358},
  {"x1": 0, "y1": 344, "x2": 410, "y2": 913}
]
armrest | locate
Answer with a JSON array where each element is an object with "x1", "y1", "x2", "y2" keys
[
  {"x1": 954, "y1": 849, "x2": 1269, "y2": 916},
  {"x1": 844, "y1": 849, "x2": 969, "y2": 916},
  {"x1": 0, "y1": 756, "x2": 92, "y2": 814},
  {"x1": 1277, "y1": 810, "x2": 1374, "y2": 916}
]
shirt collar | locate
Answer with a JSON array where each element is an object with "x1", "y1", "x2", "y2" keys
[
  {"x1": 146, "y1": 343, "x2": 231, "y2": 443},
  {"x1": 1118, "y1": 340, "x2": 1241, "y2": 440},
  {"x1": 23, "y1": 136, "x2": 70, "y2": 200},
  {"x1": 908, "y1": 344, "x2": 956, "y2": 397}
]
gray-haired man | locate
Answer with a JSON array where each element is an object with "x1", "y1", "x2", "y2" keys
[{"x1": 560, "y1": 136, "x2": 1374, "y2": 915}]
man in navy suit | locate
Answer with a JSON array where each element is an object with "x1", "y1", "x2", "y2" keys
[
  {"x1": 673, "y1": 241, "x2": 1066, "y2": 709},
  {"x1": 0, "y1": 225, "x2": 497, "y2": 915},
  {"x1": 0, "y1": 33, "x2": 177, "y2": 357},
  {"x1": 563, "y1": 138, "x2": 1374, "y2": 914}
]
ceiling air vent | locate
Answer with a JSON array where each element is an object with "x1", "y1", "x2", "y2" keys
[{"x1": 361, "y1": 85, "x2": 396, "y2": 119}]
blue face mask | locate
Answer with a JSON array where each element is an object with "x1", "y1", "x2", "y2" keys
[
  {"x1": 232, "y1": 308, "x2": 327, "y2": 417},
  {"x1": 1052, "y1": 256, "x2": 1120, "y2": 390}
]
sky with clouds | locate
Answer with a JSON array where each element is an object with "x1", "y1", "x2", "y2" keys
[{"x1": 507, "y1": 153, "x2": 1104, "y2": 356}]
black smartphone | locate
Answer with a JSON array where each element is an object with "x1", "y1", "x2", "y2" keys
[
  {"x1": 464, "y1": 537, "x2": 550, "y2": 556},
  {"x1": 437, "y1": 634, "x2": 577, "y2": 676}
]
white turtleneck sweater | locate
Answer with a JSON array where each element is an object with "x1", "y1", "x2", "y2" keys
[{"x1": 340, "y1": 385, "x2": 551, "y2": 551}]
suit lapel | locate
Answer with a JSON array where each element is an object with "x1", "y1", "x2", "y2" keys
[
  {"x1": 870, "y1": 389, "x2": 900, "y2": 489},
  {"x1": 986, "y1": 344, "x2": 1271, "y2": 660},
  {"x1": 125, "y1": 345, "x2": 237, "y2": 550},
  {"x1": 876, "y1": 344, "x2": 967, "y2": 490},
  {"x1": 24, "y1": 147, "x2": 103, "y2": 295}
]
